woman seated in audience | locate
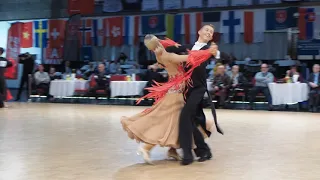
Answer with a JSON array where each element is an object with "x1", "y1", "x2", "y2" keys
[{"x1": 284, "y1": 65, "x2": 302, "y2": 83}]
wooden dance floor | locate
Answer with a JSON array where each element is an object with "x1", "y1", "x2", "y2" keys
[{"x1": 0, "y1": 103, "x2": 319, "y2": 180}]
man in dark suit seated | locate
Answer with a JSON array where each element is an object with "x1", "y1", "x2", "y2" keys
[
  {"x1": 307, "y1": 64, "x2": 320, "y2": 112},
  {"x1": 87, "y1": 63, "x2": 110, "y2": 100},
  {"x1": 211, "y1": 64, "x2": 231, "y2": 108}
]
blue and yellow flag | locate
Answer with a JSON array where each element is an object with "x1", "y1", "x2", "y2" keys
[{"x1": 34, "y1": 20, "x2": 48, "y2": 48}]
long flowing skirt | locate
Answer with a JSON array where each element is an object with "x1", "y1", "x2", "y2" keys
[{"x1": 121, "y1": 92, "x2": 213, "y2": 149}]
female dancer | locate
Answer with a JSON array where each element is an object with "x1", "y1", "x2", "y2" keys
[{"x1": 121, "y1": 35, "x2": 217, "y2": 164}]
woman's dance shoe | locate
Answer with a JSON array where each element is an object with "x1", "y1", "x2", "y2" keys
[
  {"x1": 167, "y1": 149, "x2": 182, "y2": 161},
  {"x1": 137, "y1": 147, "x2": 153, "y2": 165}
]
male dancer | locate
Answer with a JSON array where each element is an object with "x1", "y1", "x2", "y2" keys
[
  {"x1": 0, "y1": 48, "x2": 12, "y2": 108},
  {"x1": 166, "y1": 24, "x2": 228, "y2": 165}
]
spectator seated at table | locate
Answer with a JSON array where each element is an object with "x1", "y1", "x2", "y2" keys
[
  {"x1": 283, "y1": 65, "x2": 302, "y2": 83},
  {"x1": 227, "y1": 65, "x2": 248, "y2": 101},
  {"x1": 34, "y1": 64, "x2": 53, "y2": 99},
  {"x1": 248, "y1": 63, "x2": 274, "y2": 110},
  {"x1": 210, "y1": 65, "x2": 231, "y2": 108},
  {"x1": 307, "y1": 64, "x2": 320, "y2": 112},
  {"x1": 109, "y1": 60, "x2": 121, "y2": 74},
  {"x1": 83, "y1": 62, "x2": 96, "y2": 79},
  {"x1": 49, "y1": 67, "x2": 62, "y2": 80},
  {"x1": 87, "y1": 63, "x2": 110, "y2": 100}
]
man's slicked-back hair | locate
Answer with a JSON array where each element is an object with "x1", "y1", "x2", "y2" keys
[{"x1": 201, "y1": 24, "x2": 215, "y2": 30}]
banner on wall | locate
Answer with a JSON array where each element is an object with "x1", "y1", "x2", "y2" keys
[
  {"x1": 231, "y1": 0, "x2": 252, "y2": 6},
  {"x1": 68, "y1": 0, "x2": 94, "y2": 15},
  {"x1": 5, "y1": 22, "x2": 22, "y2": 79},
  {"x1": 63, "y1": 14, "x2": 81, "y2": 62},
  {"x1": 297, "y1": 39, "x2": 320, "y2": 55},
  {"x1": 298, "y1": 7, "x2": 320, "y2": 40},
  {"x1": 266, "y1": 7, "x2": 298, "y2": 30},
  {"x1": 207, "y1": 0, "x2": 228, "y2": 7},
  {"x1": 220, "y1": 10, "x2": 243, "y2": 43},
  {"x1": 163, "y1": 0, "x2": 181, "y2": 10},
  {"x1": 142, "y1": 0, "x2": 160, "y2": 11},
  {"x1": 183, "y1": 0, "x2": 203, "y2": 9},
  {"x1": 258, "y1": 0, "x2": 281, "y2": 4},
  {"x1": 103, "y1": 0, "x2": 123, "y2": 12}
]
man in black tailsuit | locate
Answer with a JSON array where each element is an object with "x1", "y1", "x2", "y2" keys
[
  {"x1": 0, "y1": 48, "x2": 12, "y2": 108},
  {"x1": 166, "y1": 24, "x2": 229, "y2": 165},
  {"x1": 15, "y1": 52, "x2": 35, "y2": 101}
]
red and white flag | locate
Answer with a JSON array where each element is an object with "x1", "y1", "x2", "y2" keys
[
  {"x1": 78, "y1": 19, "x2": 93, "y2": 46},
  {"x1": 48, "y1": 19, "x2": 66, "y2": 48},
  {"x1": 182, "y1": 12, "x2": 203, "y2": 44},
  {"x1": 244, "y1": 9, "x2": 265, "y2": 44},
  {"x1": 44, "y1": 47, "x2": 63, "y2": 64},
  {"x1": 5, "y1": 22, "x2": 22, "y2": 79},
  {"x1": 107, "y1": 17, "x2": 123, "y2": 46}
]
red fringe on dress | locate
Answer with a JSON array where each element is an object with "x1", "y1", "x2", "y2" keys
[
  {"x1": 4, "y1": 58, "x2": 17, "y2": 79},
  {"x1": 6, "y1": 90, "x2": 13, "y2": 101},
  {"x1": 159, "y1": 38, "x2": 178, "y2": 48},
  {"x1": 137, "y1": 49, "x2": 212, "y2": 114}
]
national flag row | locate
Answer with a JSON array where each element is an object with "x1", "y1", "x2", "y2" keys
[{"x1": 12, "y1": 6, "x2": 320, "y2": 49}]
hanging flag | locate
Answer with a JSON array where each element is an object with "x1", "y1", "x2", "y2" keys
[
  {"x1": 5, "y1": 22, "x2": 22, "y2": 79},
  {"x1": 124, "y1": 16, "x2": 140, "y2": 45},
  {"x1": 202, "y1": 12, "x2": 221, "y2": 43},
  {"x1": 107, "y1": 17, "x2": 124, "y2": 46},
  {"x1": 78, "y1": 19, "x2": 92, "y2": 46},
  {"x1": 92, "y1": 18, "x2": 107, "y2": 46},
  {"x1": 244, "y1": 9, "x2": 266, "y2": 44},
  {"x1": 166, "y1": 14, "x2": 174, "y2": 39},
  {"x1": 298, "y1": 8, "x2": 316, "y2": 40},
  {"x1": 183, "y1": 12, "x2": 202, "y2": 44},
  {"x1": 63, "y1": 14, "x2": 81, "y2": 62},
  {"x1": 48, "y1": 19, "x2": 66, "y2": 48},
  {"x1": 43, "y1": 47, "x2": 63, "y2": 64},
  {"x1": 141, "y1": 15, "x2": 166, "y2": 34},
  {"x1": 122, "y1": 0, "x2": 142, "y2": 11},
  {"x1": 34, "y1": 20, "x2": 48, "y2": 48},
  {"x1": 173, "y1": 14, "x2": 182, "y2": 42},
  {"x1": 220, "y1": 10, "x2": 243, "y2": 43},
  {"x1": 20, "y1": 22, "x2": 33, "y2": 48},
  {"x1": 266, "y1": 7, "x2": 298, "y2": 30},
  {"x1": 68, "y1": 0, "x2": 94, "y2": 15}
]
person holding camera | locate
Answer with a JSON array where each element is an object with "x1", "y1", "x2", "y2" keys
[
  {"x1": 211, "y1": 64, "x2": 231, "y2": 108},
  {"x1": 16, "y1": 52, "x2": 35, "y2": 101}
]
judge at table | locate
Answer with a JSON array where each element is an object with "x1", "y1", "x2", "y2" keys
[
  {"x1": 307, "y1": 64, "x2": 320, "y2": 112},
  {"x1": 87, "y1": 63, "x2": 110, "y2": 100}
]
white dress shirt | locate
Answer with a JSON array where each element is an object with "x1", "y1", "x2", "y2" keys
[{"x1": 191, "y1": 41, "x2": 220, "y2": 59}]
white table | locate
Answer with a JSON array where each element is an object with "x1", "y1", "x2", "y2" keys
[
  {"x1": 110, "y1": 81, "x2": 147, "y2": 97},
  {"x1": 268, "y1": 83, "x2": 309, "y2": 105},
  {"x1": 49, "y1": 80, "x2": 89, "y2": 97}
]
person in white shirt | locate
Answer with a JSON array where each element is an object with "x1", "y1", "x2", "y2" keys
[{"x1": 34, "y1": 64, "x2": 52, "y2": 99}]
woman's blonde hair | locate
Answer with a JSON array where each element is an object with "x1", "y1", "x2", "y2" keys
[{"x1": 144, "y1": 34, "x2": 160, "y2": 51}]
